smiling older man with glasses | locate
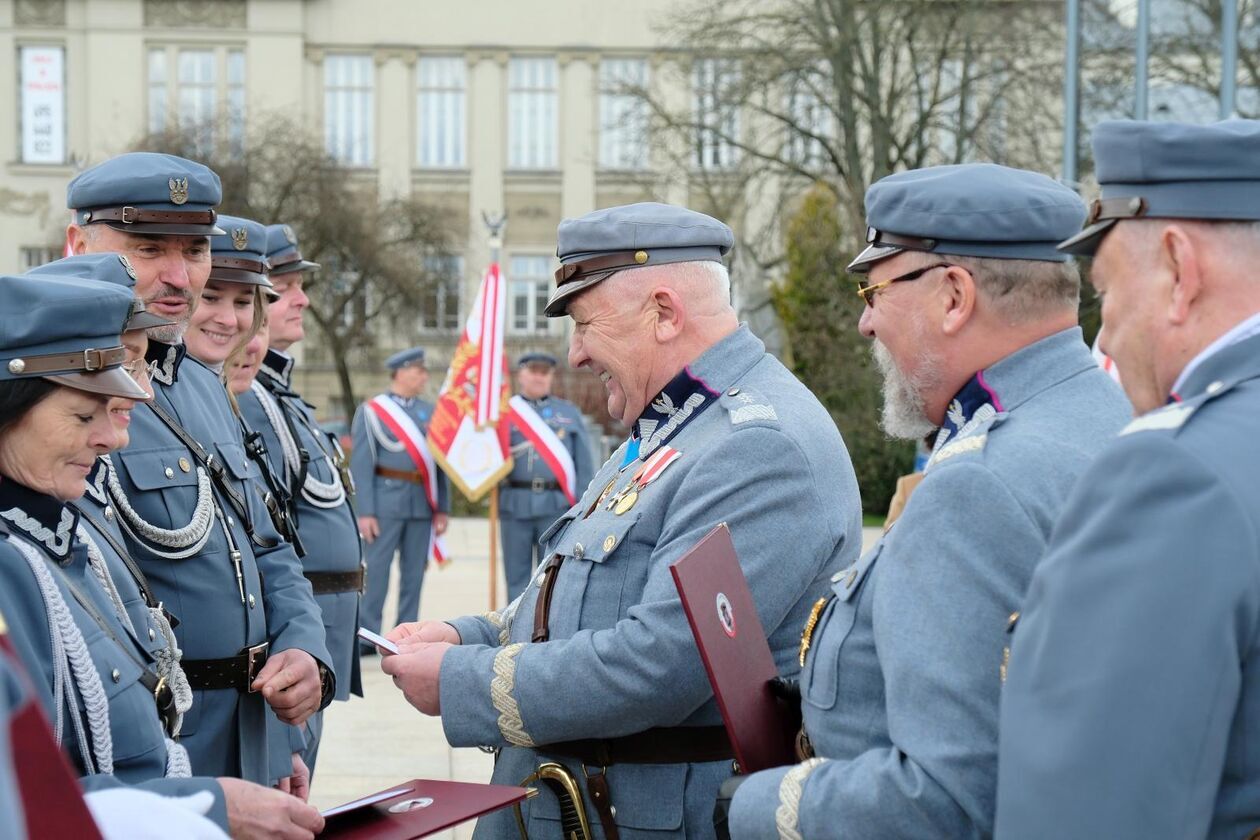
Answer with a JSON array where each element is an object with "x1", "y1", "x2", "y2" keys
[{"x1": 722, "y1": 162, "x2": 1132, "y2": 840}]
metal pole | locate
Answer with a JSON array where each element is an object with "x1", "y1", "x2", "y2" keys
[
  {"x1": 1063, "y1": 0, "x2": 1081, "y2": 184},
  {"x1": 1135, "y1": 0, "x2": 1151, "y2": 119},
  {"x1": 1221, "y1": 0, "x2": 1239, "y2": 118},
  {"x1": 482, "y1": 210, "x2": 507, "y2": 610}
]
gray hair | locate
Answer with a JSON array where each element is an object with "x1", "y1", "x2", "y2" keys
[{"x1": 948, "y1": 255, "x2": 1080, "y2": 323}]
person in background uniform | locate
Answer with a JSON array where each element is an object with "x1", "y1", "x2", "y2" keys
[
  {"x1": 351, "y1": 348, "x2": 450, "y2": 649},
  {"x1": 0, "y1": 272, "x2": 324, "y2": 839},
  {"x1": 997, "y1": 120, "x2": 1260, "y2": 839},
  {"x1": 499, "y1": 352, "x2": 595, "y2": 602},
  {"x1": 724, "y1": 164, "x2": 1131, "y2": 839},
  {"x1": 63, "y1": 152, "x2": 333, "y2": 788},
  {"x1": 381, "y1": 202, "x2": 863, "y2": 839},
  {"x1": 236, "y1": 222, "x2": 364, "y2": 777}
]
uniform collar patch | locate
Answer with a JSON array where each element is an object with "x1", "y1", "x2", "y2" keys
[
  {"x1": 261, "y1": 348, "x2": 295, "y2": 388},
  {"x1": 932, "y1": 371, "x2": 1001, "y2": 457},
  {"x1": 0, "y1": 477, "x2": 78, "y2": 560},
  {"x1": 633, "y1": 365, "x2": 720, "y2": 459},
  {"x1": 147, "y1": 341, "x2": 184, "y2": 385}
]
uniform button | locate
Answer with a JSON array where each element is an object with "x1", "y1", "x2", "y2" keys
[
  {"x1": 104, "y1": 506, "x2": 114, "y2": 522},
  {"x1": 178, "y1": 457, "x2": 191, "y2": 473},
  {"x1": 248, "y1": 594, "x2": 256, "y2": 609},
  {"x1": 164, "y1": 467, "x2": 174, "y2": 479},
  {"x1": 573, "y1": 543, "x2": 585, "y2": 559},
  {"x1": 845, "y1": 569, "x2": 858, "y2": 588},
  {"x1": 727, "y1": 388, "x2": 740, "y2": 396},
  {"x1": 227, "y1": 517, "x2": 235, "y2": 528},
  {"x1": 1207, "y1": 380, "x2": 1225, "y2": 394},
  {"x1": 1007, "y1": 611, "x2": 1020, "y2": 630},
  {"x1": 148, "y1": 627, "x2": 156, "y2": 641},
  {"x1": 110, "y1": 668, "x2": 121, "y2": 683},
  {"x1": 610, "y1": 806, "x2": 617, "y2": 818},
  {"x1": 602, "y1": 535, "x2": 616, "y2": 552},
  {"x1": 830, "y1": 569, "x2": 845, "y2": 583}
]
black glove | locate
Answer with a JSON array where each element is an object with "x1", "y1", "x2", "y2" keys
[{"x1": 713, "y1": 774, "x2": 748, "y2": 840}]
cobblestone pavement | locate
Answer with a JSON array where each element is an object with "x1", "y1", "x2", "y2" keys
[{"x1": 310, "y1": 517, "x2": 882, "y2": 838}]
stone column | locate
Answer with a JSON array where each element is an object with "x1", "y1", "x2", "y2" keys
[
  {"x1": 375, "y1": 47, "x2": 415, "y2": 200},
  {"x1": 559, "y1": 52, "x2": 595, "y2": 220}
]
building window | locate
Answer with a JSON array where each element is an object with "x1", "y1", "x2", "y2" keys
[
  {"x1": 20, "y1": 246, "x2": 59, "y2": 269},
  {"x1": 693, "y1": 58, "x2": 741, "y2": 170},
  {"x1": 147, "y1": 46, "x2": 245, "y2": 156},
  {"x1": 599, "y1": 58, "x2": 649, "y2": 170},
  {"x1": 420, "y1": 255, "x2": 464, "y2": 331},
  {"x1": 19, "y1": 45, "x2": 66, "y2": 165},
  {"x1": 508, "y1": 254, "x2": 553, "y2": 334},
  {"x1": 508, "y1": 57, "x2": 558, "y2": 170},
  {"x1": 324, "y1": 54, "x2": 375, "y2": 167},
  {"x1": 785, "y1": 74, "x2": 832, "y2": 168},
  {"x1": 417, "y1": 56, "x2": 466, "y2": 168}
]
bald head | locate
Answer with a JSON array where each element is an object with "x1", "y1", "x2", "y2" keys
[{"x1": 567, "y1": 259, "x2": 738, "y2": 424}]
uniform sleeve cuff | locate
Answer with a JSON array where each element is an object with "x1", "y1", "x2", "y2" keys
[
  {"x1": 439, "y1": 643, "x2": 510, "y2": 748},
  {"x1": 729, "y1": 766, "x2": 794, "y2": 840}
]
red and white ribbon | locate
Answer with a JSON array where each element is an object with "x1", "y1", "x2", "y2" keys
[
  {"x1": 368, "y1": 395, "x2": 450, "y2": 568},
  {"x1": 476, "y1": 263, "x2": 506, "y2": 427},
  {"x1": 506, "y1": 395, "x2": 577, "y2": 505}
]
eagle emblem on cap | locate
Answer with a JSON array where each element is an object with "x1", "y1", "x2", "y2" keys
[
  {"x1": 117, "y1": 254, "x2": 138, "y2": 281},
  {"x1": 283, "y1": 225, "x2": 297, "y2": 245},
  {"x1": 231, "y1": 227, "x2": 249, "y2": 250},
  {"x1": 168, "y1": 177, "x2": 189, "y2": 205}
]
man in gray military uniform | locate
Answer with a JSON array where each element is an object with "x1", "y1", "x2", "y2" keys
[
  {"x1": 997, "y1": 120, "x2": 1260, "y2": 839},
  {"x1": 63, "y1": 152, "x2": 332, "y2": 787},
  {"x1": 351, "y1": 348, "x2": 450, "y2": 646},
  {"x1": 237, "y1": 222, "x2": 364, "y2": 776},
  {"x1": 499, "y1": 352, "x2": 595, "y2": 601},
  {"x1": 726, "y1": 164, "x2": 1131, "y2": 839},
  {"x1": 380, "y1": 202, "x2": 862, "y2": 839}
]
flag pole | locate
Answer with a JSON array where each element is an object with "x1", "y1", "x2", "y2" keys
[{"x1": 484, "y1": 211, "x2": 507, "y2": 610}]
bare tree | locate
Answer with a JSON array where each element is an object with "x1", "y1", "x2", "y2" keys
[
  {"x1": 134, "y1": 113, "x2": 456, "y2": 419},
  {"x1": 636, "y1": 0, "x2": 1066, "y2": 270}
]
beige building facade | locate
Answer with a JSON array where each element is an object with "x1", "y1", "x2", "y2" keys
[{"x1": 0, "y1": 0, "x2": 776, "y2": 425}]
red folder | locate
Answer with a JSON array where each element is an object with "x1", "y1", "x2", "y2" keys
[
  {"x1": 320, "y1": 779, "x2": 532, "y2": 838},
  {"x1": 670, "y1": 523, "x2": 796, "y2": 773}
]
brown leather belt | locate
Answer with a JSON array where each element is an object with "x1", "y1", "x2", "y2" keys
[
  {"x1": 509, "y1": 478, "x2": 560, "y2": 492},
  {"x1": 375, "y1": 466, "x2": 424, "y2": 483},
  {"x1": 304, "y1": 568, "x2": 365, "y2": 595},
  {"x1": 80, "y1": 206, "x2": 217, "y2": 226},
  {"x1": 544, "y1": 726, "x2": 733, "y2": 767},
  {"x1": 545, "y1": 726, "x2": 733, "y2": 840},
  {"x1": 182, "y1": 643, "x2": 269, "y2": 692}
]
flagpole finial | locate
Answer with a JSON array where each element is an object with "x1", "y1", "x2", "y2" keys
[{"x1": 482, "y1": 211, "x2": 507, "y2": 250}]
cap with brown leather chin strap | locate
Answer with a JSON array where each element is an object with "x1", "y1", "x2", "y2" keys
[
  {"x1": 0, "y1": 272, "x2": 153, "y2": 401},
  {"x1": 546, "y1": 202, "x2": 735, "y2": 317},
  {"x1": 67, "y1": 152, "x2": 226, "y2": 237}
]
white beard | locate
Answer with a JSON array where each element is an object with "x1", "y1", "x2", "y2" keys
[{"x1": 872, "y1": 331, "x2": 941, "y2": 441}]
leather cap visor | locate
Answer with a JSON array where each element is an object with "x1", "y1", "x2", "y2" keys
[{"x1": 45, "y1": 367, "x2": 151, "y2": 400}]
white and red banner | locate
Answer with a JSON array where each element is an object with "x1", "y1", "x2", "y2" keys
[
  {"x1": 427, "y1": 262, "x2": 513, "y2": 501},
  {"x1": 506, "y1": 395, "x2": 577, "y2": 505},
  {"x1": 1091, "y1": 336, "x2": 1122, "y2": 386},
  {"x1": 367, "y1": 395, "x2": 449, "y2": 567}
]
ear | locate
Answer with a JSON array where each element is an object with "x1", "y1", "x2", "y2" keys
[
  {"x1": 650, "y1": 286, "x2": 687, "y2": 342},
  {"x1": 940, "y1": 264, "x2": 977, "y2": 336},
  {"x1": 1161, "y1": 225, "x2": 1202, "y2": 327},
  {"x1": 66, "y1": 224, "x2": 88, "y2": 256}
]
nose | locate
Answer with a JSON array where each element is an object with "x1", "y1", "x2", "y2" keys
[
  {"x1": 294, "y1": 286, "x2": 310, "y2": 309},
  {"x1": 90, "y1": 415, "x2": 121, "y2": 452},
  {"x1": 858, "y1": 302, "x2": 876, "y2": 338},
  {"x1": 567, "y1": 332, "x2": 587, "y2": 370},
  {"x1": 158, "y1": 252, "x2": 192, "y2": 290}
]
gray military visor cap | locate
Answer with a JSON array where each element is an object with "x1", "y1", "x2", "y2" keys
[
  {"x1": 1059, "y1": 119, "x2": 1260, "y2": 256},
  {"x1": 546, "y1": 202, "x2": 734, "y2": 317}
]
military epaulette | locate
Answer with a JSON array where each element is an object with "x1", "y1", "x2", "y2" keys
[{"x1": 720, "y1": 387, "x2": 779, "y2": 427}]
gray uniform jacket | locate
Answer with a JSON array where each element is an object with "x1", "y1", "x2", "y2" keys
[
  {"x1": 499, "y1": 395, "x2": 596, "y2": 520},
  {"x1": 997, "y1": 330, "x2": 1260, "y2": 840},
  {"x1": 350, "y1": 393, "x2": 450, "y2": 519},
  {"x1": 730, "y1": 328, "x2": 1131, "y2": 839},
  {"x1": 0, "y1": 481, "x2": 229, "y2": 830},
  {"x1": 441, "y1": 325, "x2": 863, "y2": 839},
  {"x1": 239, "y1": 348, "x2": 364, "y2": 701},
  {"x1": 103, "y1": 342, "x2": 330, "y2": 783}
]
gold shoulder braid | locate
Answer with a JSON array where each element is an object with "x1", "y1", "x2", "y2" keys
[{"x1": 798, "y1": 597, "x2": 830, "y2": 667}]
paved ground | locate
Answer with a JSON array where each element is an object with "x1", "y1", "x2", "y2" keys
[{"x1": 310, "y1": 517, "x2": 882, "y2": 838}]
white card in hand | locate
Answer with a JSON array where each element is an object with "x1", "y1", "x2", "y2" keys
[{"x1": 357, "y1": 627, "x2": 401, "y2": 655}]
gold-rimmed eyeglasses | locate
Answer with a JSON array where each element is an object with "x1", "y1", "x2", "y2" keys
[{"x1": 855, "y1": 262, "x2": 954, "y2": 308}]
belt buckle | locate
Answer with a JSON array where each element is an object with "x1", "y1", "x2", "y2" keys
[
  {"x1": 245, "y1": 642, "x2": 270, "y2": 692},
  {"x1": 531, "y1": 477, "x2": 546, "y2": 492},
  {"x1": 120, "y1": 205, "x2": 138, "y2": 224},
  {"x1": 358, "y1": 559, "x2": 367, "y2": 594}
]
